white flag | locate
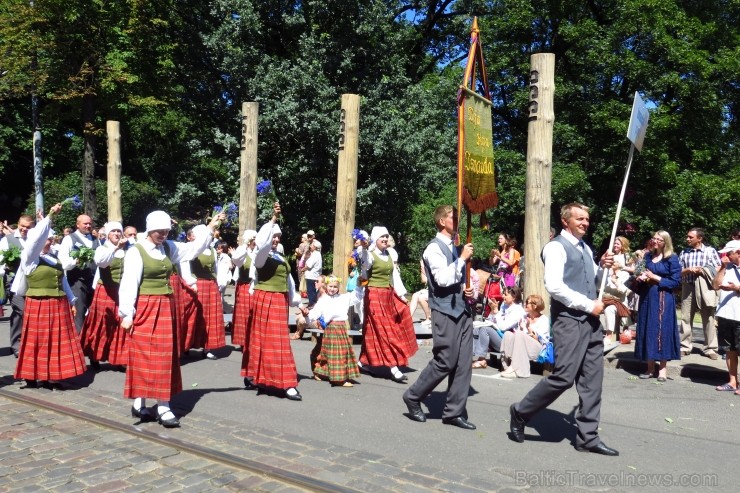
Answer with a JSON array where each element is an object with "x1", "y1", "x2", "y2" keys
[{"x1": 626, "y1": 91, "x2": 650, "y2": 152}]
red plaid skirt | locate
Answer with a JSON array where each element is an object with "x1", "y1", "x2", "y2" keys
[
  {"x1": 169, "y1": 273, "x2": 186, "y2": 355},
  {"x1": 231, "y1": 282, "x2": 253, "y2": 348},
  {"x1": 124, "y1": 294, "x2": 182, "y2": 400},
  {"x1": 180, "y1": 280, "x2": 203, "y2": 351},
  {"x1": 194, "y1": 278, "x2": 225, "y2": 350},
  {"x1": 79, "y1": 284, "x2": 128, "y2": 365},
  {"x1": 15, "y1": 296, "x2": 87, "y2": 381},
  {"x1": 243, "y1": 290, "x2": 297, "y2": 389},
  {"x1": 360, "y1": 286, "x2": 418, "y2": 367},
  {"x1": 314, "y1": 321, "x2": 359, "y2": 383}
]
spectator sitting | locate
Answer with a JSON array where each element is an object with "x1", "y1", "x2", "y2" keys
[
  {"x1": 499, "y1": 294, "x2": 550, "y2": 378},
  {"x1": 472, "y1": 286, "x2": 526, "y2": 368},
  {"x1": 409, "y1": 259, "x2": 431, "y2": 326}
]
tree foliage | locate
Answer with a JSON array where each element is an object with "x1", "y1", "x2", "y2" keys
[{"x1": 0, "y1": 0, "x2": 737, "y2": 264}]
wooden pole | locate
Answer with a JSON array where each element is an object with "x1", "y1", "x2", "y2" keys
[
  {"x1": 523, "y1": 54, "x2": 555, "y2": 306},
  {"x1": 239, "y1": 102, "x2": 259, "y2": 236},
  {"x1": 333, "y1": 94, "x2": 360, "y2": 293},
  {"x1": 106, "y1": 120, "x2": 122, "y2": 222}
]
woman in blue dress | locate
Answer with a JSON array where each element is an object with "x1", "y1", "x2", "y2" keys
[{"x1": 634, "y1": 230, "x2": 681, "y2": 381}]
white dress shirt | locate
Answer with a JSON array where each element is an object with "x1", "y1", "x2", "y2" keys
[
  {"x1": 543, "y1": 229, "x2": 602, "y2": 314},
  {"x1": 422, "y1": 232, "x2": 466, "y2": 288}
]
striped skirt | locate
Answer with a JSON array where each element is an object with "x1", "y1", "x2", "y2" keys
[
  {"x1": 231, "y1": 282, "x2": 253, "y2": 348},
  {"x1": 243, "y1": 290, "x2": 297, "y2": 389},
  {"x1": 194, "y1": 278, "x2": 225, "y2": 350},
  {"x1": 360, "y1": 286, "x2": 418, "y2": 367},
  {"x1": 169, "y1": 273, "x2": 186, "y2": 356},
  {"x1": 15, "y1": 296, "x2": 87, "y2": 381},
  {"x1": 124, "y1": 294, "x2": 182, "y2": 400},
  {"x1": 180, "y1": 280, "x2": 203, "y2": 351},
  {"x1": 314, "y1": 321, "x2": 360, "y2": 383},
  {"x1": 79, "y1": 284, "x2": 127, "y2": 365}
]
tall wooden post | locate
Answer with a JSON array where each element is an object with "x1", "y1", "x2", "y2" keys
[
  {"x1": 239, "y1": 102, "x2": 259, "y2": 236},
  {"x1": 332, "y1": 94, "x2": 360, "y2": 292},
  {"x1": 106, "y1": 120, "x2": 122, "y2": 222},
  {"x1": 523, "y1": 54, "x2": 555, "y2": 305}
]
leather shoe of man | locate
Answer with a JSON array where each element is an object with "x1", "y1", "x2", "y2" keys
[
  {"x1": 402, "y1": 394, "x2": 426, "y2": 422},
  {"x1": 509, "y1": 403, "x2": 526, "y2": 443},
  {"x1": 576, "y1": 441, "x2": 619, "y2": 456},
  {"x1": 442, "y1": 416, "x2": 476, "y2": 430}
]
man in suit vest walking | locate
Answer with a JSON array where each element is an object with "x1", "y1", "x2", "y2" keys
[
  {"x1": 403, "y1": 205, "x2": 477, "y2": 430},
  {"x1": 509, "y1": 202, "x2": 618, "y2": 455}
]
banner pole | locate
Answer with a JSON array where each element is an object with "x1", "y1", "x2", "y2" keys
[{"x1": 598, "y1": 143, "x2": 636, "y2": 300}]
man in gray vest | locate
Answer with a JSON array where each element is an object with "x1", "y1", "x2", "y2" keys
[
  {"x1": 509, "y1": 202, "x2": 618, "y2": 455},
  {"x1": 58, "y1": 214, "x2": 99, "y2": 333},
  {"x1": 403, "y1": 205, "x2": 476, "y2": 430},
  {"x1": 0, "y1": 214, "x2": 35, "y2": 357}
]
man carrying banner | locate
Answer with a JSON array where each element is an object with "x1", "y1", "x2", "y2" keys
[{"x1": 403, "y1": 205, "x2": 476, "y2": 430}]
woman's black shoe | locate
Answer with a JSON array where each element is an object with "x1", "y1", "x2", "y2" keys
[
  {"x1": 157, "y1": 410, "x2": 180, "y2": 428},
  {"x1": 285, "y1": 389, "x2": 303, "y2": 401},
  {"x1": 22, "y1": 379, "x2": 38, "y2": 389},
  {"x1": 244, "y1": 377, "x2": 257, "y2": 390},
  {"x1": 131, "y1": 405, "x2": 156, "y2": 423}
]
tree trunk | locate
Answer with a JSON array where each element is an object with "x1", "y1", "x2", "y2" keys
[{"x1": 82, "y1": 93, "x2": 98, "y2": 221}]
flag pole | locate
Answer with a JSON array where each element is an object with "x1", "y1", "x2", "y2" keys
[{"x1": 598, "y1": 142, "x2": 636, "y2": 300}]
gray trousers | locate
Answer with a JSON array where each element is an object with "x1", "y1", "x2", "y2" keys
[
  {"x1": 405, "y1": 309, "x2": 473, "y2": 419},
  {"x1": 515, "y1": 314, "x2": 604, "y2": 448},
  {"x1": 69, "y1": 277, "x2": 93, "y2": 334},
  {"x1": 9, "y1": 292, "x2": 25, "y2": 353}
]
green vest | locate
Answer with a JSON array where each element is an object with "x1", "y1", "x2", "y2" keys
[
  {"x1": 367, "y1": 251, "x2": 393, "y2": 288},
  {"x1": 256, "y1": 254, "x2": 290, "y2": 293},
  {"x1": 26, "y1": 257, "x2": 65, "y2": 297},
  {"x1": 190, "y1": 249, "x2": 216, "y2": 280},
  {"x1": 135, "y1": 243, "x2": 173, "y2": 295},
  {"x1": 98, "y1": 256, "x2": 123, "y2": 287},
  {"x1": 237, "y1": 255, "x2": 252, "y2": 284}
]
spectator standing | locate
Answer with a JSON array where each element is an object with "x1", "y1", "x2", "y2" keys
[
  {"x1": 678, "y1": 228, "x2": 721, "y2": 359},
  {"x1": 712, "y1": 240, "x2": 740, "y2": 394},
  {"x1": 633, "y1": 231, "x2": 681, "y2": 381},
  {"x1": 303, "y1": 240, "x2": 322, "y2": 307}
]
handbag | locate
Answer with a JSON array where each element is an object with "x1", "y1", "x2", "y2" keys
[{"x1": 537, "y1": 341, "x2": 555, "y2": 364}]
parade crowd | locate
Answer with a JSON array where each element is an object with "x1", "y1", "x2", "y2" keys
[{"x1": 2, "y1": 201, "x2": 739, "y2": 453}]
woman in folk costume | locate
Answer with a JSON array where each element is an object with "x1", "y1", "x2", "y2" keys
[
  {"x1": 119, "y1": 210, "x2": 224, "y2": 428},
  {"x1": 242, "y1": 203, "x2": 303, "y2": 400},
  {"x1": 301, "y1": 275, "x2": 363, "y2": 387},
  {"x1": 178, "y1": 227, "x2": 226, "y2": 360},
  {"x1": 230, "y1": 229, "x2": 258, "y2": 350},
  {"x1": 358, "y1": 226, "x2": 418, "y2": 383},
  {"x1": 14, "y1": 203, "x2": 87, "y2": 389},
  {"x1": 79, "y1": 221, "x2": 129, "y2": 370}
]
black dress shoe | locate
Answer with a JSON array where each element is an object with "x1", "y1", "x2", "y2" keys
[
  {"x1": 89, "y1": 358, "x2": 100, "y2": 370},
  {"x1": 243, "y1": 377, "x2": 257, "y2": 390},
  {"x1": 442, "y1": 416, "x2": 476, "y2": 430},
  {"x1": 576, "y1": 441, "x2": 619, "y2": 456},
  {"x1": 157, "y1": 410, "x2": 180, "y2": 428},
  {"x1": 402, "y1": 394, "x2": 426, "y2": 422},
  {"x1": 509, "y1": 403, "x2": 526, "y2": 443},
  {"x1": 285, "y1": 389, "x2": 302, "y2": 401},
  {"x1": 22, "y1": 379, "x2": 38, "y2": 389},
  {"x1": 13, "y1": 350, "x2": 19, "y2": 359},
  {"x1": 131, "y1": 405, "x2": 156, "y2": 423},
  {"x1": 390, "y1": 373, "x2": 408, "y2": 383}
]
